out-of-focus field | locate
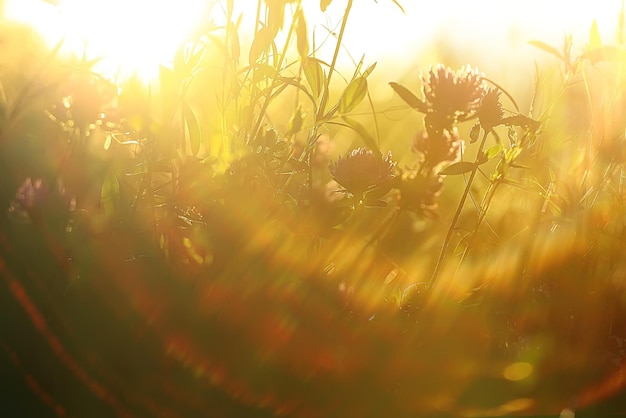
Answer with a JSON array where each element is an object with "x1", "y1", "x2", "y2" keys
[{"x1": 2, "y1": 1, "x2": 626, "y2": 417}]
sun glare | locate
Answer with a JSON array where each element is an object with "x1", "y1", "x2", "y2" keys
[
  {"x1": 2, "y1": 0, "x2": 623, "y2": 84},
  {"x1": 3, "y1": 0, "x2": 213, "y2": 81}
]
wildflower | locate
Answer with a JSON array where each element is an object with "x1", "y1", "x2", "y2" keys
[
  {"x1": 412, "y1": 127, "x2": 462, "y2": 170},
  {"x1": 329, "y1": 148, "x2": 396, "y2": 197},
  {"x1": 477, "y1": 88, "x2": 504, "y2": 130},
  {"x1": 422, "y1": 64, "x2": 486, "y2": 130}
]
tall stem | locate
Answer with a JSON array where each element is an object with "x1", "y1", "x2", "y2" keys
[
  {"x1": 429, "y1": 128, "x2": 490, "y2": 288},
  {"x1": 316, "y1": 0, "x2": 353, "y2": 121}
]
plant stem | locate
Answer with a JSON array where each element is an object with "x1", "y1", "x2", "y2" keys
[
  {"x1": 429, "y1": 128, "x2": 490, "y2": 288},
  {"x1": 316, "y1": 0, "x2": 353, "y2": 121}
]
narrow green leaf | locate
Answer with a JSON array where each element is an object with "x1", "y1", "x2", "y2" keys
[
  {"x1": 389, "y1": 82, "x2": 428, "y2": 112},
  {"x1": 183, "y1": 103, "x2": 202, "y2": 156},
  {"x1": 339, "y1": 77, "x2": 367, "y2": 114},
  {"x1": 589, "y1": 19, "x2": 602, "y2": 49},
  {"x1": 362, "y1": 62, "x2": 377, "y2": 78},
  {"x1": 303, "y1": 57, "x2": 325, "y2": 99},
  {"x1": 342, "y1": 116, "x2": 380, "y2": 156},
  {"x1": 295, "y1": 9, "x2": 309, "y2": 59},
  {"x1": 439, "y1": 161, "x2": 476, "y2": 175},
  {"x1": 353, "y1": 55, "x2": 365, "y2": 80},
  {"x1": 101, "y1": 171, "x2": 120, "y2": 219},
  {"x1": 249, "y1": 26, "x2": 273, "y2": 65},
  {"x1": 528, "y1": 40, "x2": 565, "y2": 61}
]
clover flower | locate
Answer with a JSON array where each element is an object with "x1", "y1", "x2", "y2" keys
[
  {"x1": 328, "y1": 148, "x2": 396, "y2": 197},
  {"x1": 477, "y1": 88, "x2": 504, "y2": 130},
  {"x1": 422, "y1": 64, "x2": 486, "y2": 130}
]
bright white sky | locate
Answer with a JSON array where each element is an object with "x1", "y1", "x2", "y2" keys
[{"x1": 2, "y1": 0, "x2": 623, "y2": 82}]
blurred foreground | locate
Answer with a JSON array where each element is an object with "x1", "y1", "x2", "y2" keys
[{"x1": 2, "y1": 1, "x2": 626, "y2": 417}]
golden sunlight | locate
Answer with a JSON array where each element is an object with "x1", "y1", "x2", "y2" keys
[
  {"x1": 2, "y1": 0, "x2": 622, "y2": 83},
  {"x1": 308, "y1": 0, "x2": 623, "y2": 76},
  {"x1": 3, "y1": 0, "x2": 214, "y2": 81}
]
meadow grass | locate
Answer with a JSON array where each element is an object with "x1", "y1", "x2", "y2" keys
[{"x1": 1, "y1": 1, "x2": 626, "y2": 416}]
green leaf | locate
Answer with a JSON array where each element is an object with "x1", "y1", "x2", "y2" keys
[
  {"x1": 501, "y1": 114, "x2": 540, "y2": 130},
  {"x1": 287, "y1": 106, "x2": 304, "y2": 135},
  {"x1": 362, "y1": 62, "x2": 377, "y2": 78},
  {"x1": 303, "y1": 57, "x2": 325, "y2": 99},
  {"x1": 342, "y1": 116, "x2": 380, "y2": 156},
  {"x1": 320, "y1": 0, "x2": 333, "y2": 12},
  {"x1": 295, "y1": 9, "x2": 309, "y2": 59},
  {"x1": 589, "y1": 19, "x2": 602, "y2": 49},
  {"x1": 484, "y1": 144, "x2": 503, "y2": 160},
  {"x1": 439, "y1": 161, "x2": 476, "y2": 175},
  {"x1": 528, "y1": 40, "x2": 565, "y2": 61},
  {"x1": 389, "y1": 82, "x2": 428, "y2": 112},
  {"x1": 267, "y1": 0, "x2": 286, "y2": 35},
  {"x1": 249, "y1": 26, "x2": 273, "y2": 65},
  {"x1": 339, "y1": 77, "x2": 367, "y2": 114},
  {"x1": 101, "y1": 171, "x2": 120, "y2": 220},
  {"x1": 353, "y1": 55, "x2": 365, "y2": 80},
  {"x1": 469, "y1": 123, "x2": 480, "y2": 144},
  {"x1": 183, "y1": 103, "x2": 202, "y2": 156}
]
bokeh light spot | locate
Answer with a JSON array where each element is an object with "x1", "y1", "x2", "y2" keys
[{"x1": 503, "y1": 361, "x2": 534, "y2": 381}]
